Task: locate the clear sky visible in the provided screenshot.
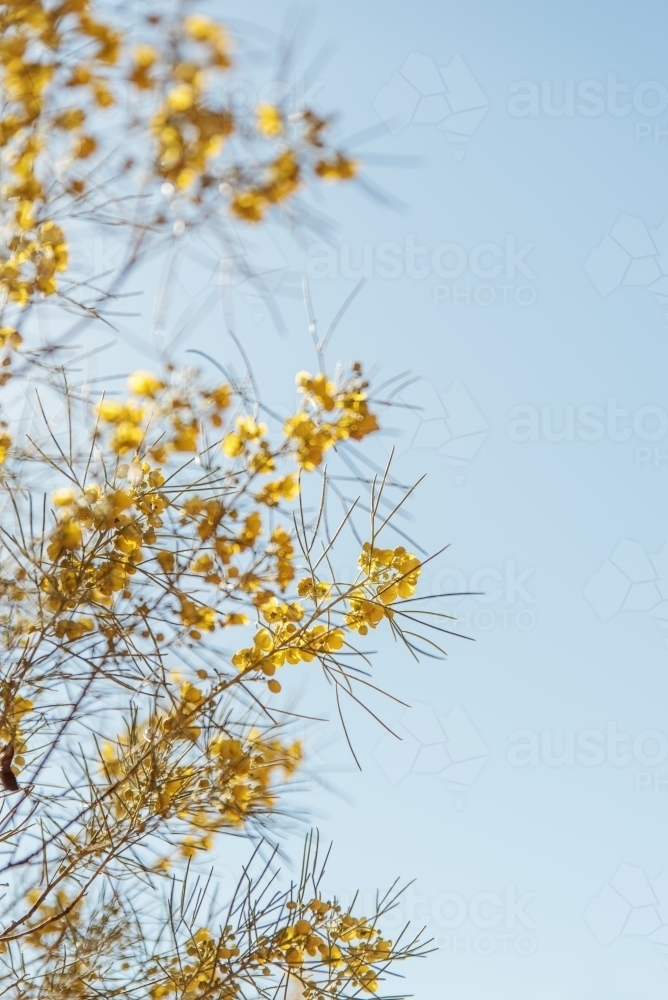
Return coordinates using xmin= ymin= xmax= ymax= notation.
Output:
xmin=83 ymin=1 xmax=668 ymax=995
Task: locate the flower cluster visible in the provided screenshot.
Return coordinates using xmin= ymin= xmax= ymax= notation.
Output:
xmin=284 ymin=368 xmax=379 ymax=470
xmin=0 ymin=219 xmax=68 ymax=304
xmin=148 ymin=895 xmax=395 ymax=1000
xmin=0 ymin=351 xmax=437 ymax=996
xmin=99 ymin=715 xmax=302 ymax=859
xmin=0 ymin=9 xmax=439 ymax=998
xmin=0 ymin=1 xmax=358 ymax=321
xmin=0 ymin=0 xmax=121 ymax=303
xmin=149 ymin=15 xmax=233 ymax=191
xmin=0 ymin=363 xmax=374 ymax=676
xmin=346 ymin=544 xmax=422 ymax=635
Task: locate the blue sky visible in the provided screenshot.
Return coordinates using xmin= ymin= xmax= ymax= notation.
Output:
xmin=85 ymin=1 xmax=668 ymax=995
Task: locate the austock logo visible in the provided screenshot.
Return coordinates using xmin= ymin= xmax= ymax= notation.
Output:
xmin=508 ymin=724 xmax=668 ymax=793
xmin=586 ymin=863 xmax=668 ymax=970
xmin=393 ymin=376 xmax=489 ymax=485
xmin=374 ymin=52 xmax=488 ymax=159
xmin=373 ymin=701 xmax=489 ymax=806
xmin=584 ymin=538 xmax=668 ymax=630
xmin=507 ymin=76 xmax=668 ymax=125
xmin=584 ymin=214 xmax=668 ymax=318
xmin=507 ymin=398 xmax=668 ymax=470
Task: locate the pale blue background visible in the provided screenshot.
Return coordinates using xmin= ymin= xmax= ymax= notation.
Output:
xmin=83 ymin=1 xmax=668 ymax=995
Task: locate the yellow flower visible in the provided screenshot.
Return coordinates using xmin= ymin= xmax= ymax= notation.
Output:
xmin=110 ymin=422 xmax=144 ymax=454
xmin=223 ymin=613 xmax=249 ymax=626
xmin=134 ymin=44 xmax=157 ymax=68
xmin=128 ymin=371 xmax=165 ymax=397
xmin=181 ymin=682 xmax=203 ymax=704
xmin=256 ymin=104 xmax=283 ymax=137
xmin=52 ymin=488 xmax=75 ymax=506
xmin=231 ymin=190 xmax=267 ymax=223
xmin=167 ymin=83 xmax=196 ymax=112
xmin=207 ymin=384 xmax=230 ymax=409
xmin=0 ymin=328 xmax=21 ymax=350
xmin=255 ymin=474 xmax=299 ymax=506
xmin=297 ymin=578 xmax=331 ymax=602
xmin=171 ymin=420 xmax=198 ymax=452
xmin=54 ymin=108 xmax=85 ymax=130
xmin=296 ymin=371 xmax=336 ymax=411
xmin=74 ymin=135 xmax=97 ymax=159
xmin=129 ymin=44 xmax=157 ymax=89
xmin=315 ymin=153 xmax=358 ymax=181
xmin=237 ymin=416 xmax=265 ymax=439
xmin=264 ymin=150 xmax=300 ymax=202
xmin=156 ymin=550 xmax=175 ymax=573
xmin=190 ymin=553 xmax=214 ymax=574
xmin=184 ymin=13 xmax=223 ymax=42
xmin=97 ymin=401 xmax=124 ymax=422
xmin=15 ymin=201 xmax=35 ymax=229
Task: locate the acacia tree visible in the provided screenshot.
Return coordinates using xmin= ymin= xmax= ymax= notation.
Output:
xmin=0 ymin=2 xmax=450 ymax=996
